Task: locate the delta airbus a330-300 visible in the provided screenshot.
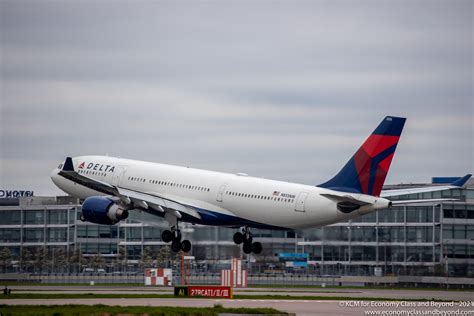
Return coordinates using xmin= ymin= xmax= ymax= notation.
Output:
xmin=51 ymin=116 xmax=471 ymax=254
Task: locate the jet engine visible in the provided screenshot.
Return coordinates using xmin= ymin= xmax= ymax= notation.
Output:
xmin=81 ymin=196 xmax=129 ymax=225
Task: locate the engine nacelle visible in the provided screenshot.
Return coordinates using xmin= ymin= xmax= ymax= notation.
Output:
xmin=81 ymin=196 xmax=129 ymax=225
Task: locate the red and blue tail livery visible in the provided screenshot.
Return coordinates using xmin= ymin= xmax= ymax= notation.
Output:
xmin=319 ymin=116 xmax=406 ymax=196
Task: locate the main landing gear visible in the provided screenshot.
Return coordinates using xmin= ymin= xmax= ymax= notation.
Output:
xmin=161 ymin=226 xmax=192 ymax=253
xmin=233 ymin=227 xmax=262 ymax=254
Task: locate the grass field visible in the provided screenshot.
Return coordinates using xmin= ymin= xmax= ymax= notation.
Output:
xmin=0 ymin=304 xmax=286 ymax=316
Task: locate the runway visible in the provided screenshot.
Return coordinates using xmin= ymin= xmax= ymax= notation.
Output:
xmin=2 ymin=297 xmax=473 ymax=316
xmin=6 ymin=285 xmax=474 ymax=301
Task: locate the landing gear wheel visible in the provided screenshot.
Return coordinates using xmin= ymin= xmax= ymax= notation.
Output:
xmin=243 ymin=241 xmax=252 ymax=254
xmin=252 ymin=242 xmax=262 ymax=254
xmin=162 ymin=230 xmax=173 ymax=243
xmin=233 ymin=232 xmax=244 ymax=245
xmin=171 ymin=240 xmax=182 ymax=252
xmin=181 ymin=240 xmax=191 ymax=252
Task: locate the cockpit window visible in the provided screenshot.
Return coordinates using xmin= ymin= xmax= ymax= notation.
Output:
xmin=58 ymin=164 xmax=63 ymax=169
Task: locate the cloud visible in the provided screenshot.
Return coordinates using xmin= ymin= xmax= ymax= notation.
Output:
xmin=0 ymin=0 xmax=472 ymax=195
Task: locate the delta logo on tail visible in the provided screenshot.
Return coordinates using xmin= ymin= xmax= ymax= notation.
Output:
xmin=319 ymin=116 xmax=405 ymax=197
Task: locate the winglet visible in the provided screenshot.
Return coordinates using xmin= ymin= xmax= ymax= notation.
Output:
xmin=62 ymin=157 xmax=75 ymax=172
xmin=451 ymin=174 xmax=472 ymax=187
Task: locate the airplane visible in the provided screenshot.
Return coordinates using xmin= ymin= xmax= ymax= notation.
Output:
xmin=51 ymin=116 xmax=471 ymax=254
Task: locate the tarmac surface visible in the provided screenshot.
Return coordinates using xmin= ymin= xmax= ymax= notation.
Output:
xmin=1 ymin=286 xmax=473 ymax=315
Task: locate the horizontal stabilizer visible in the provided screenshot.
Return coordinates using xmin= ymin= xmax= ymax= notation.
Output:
xmin=381 ymin=174 xmax=472 ymax=198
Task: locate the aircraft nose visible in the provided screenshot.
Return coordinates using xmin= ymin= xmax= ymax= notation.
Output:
xmin=50 ymin=167 xmax=61 ymax=186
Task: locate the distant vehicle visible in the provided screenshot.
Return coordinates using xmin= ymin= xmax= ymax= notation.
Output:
xmin=96 ymin=268 xmax=106 ymax=273
xmin=82 ymin=268 xmax=94 ymax=273
xmin=51 ymin=116 xmax=471 ymax=255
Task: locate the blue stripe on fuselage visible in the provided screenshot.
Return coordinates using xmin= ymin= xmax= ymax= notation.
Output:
xmin=152 ymin=206 xmax=288 ymax=230
xmin=183 ymin=208 xmax=289 ymax=230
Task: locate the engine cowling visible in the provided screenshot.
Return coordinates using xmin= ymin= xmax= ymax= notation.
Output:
xmin=81 ymin=196 xmax=129 ymax=225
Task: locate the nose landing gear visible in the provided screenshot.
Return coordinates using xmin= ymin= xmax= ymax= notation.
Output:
xmin=233 ymin=227 xmax=262 ymax=254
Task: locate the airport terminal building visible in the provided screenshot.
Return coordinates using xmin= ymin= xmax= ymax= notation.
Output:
xmin=0 ymin=178 xmax=473 ymax=278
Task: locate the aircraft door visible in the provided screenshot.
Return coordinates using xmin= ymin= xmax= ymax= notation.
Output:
xmin=112 ymin=166 xmax=126 ymax=186
xmin=295 ymin=192 xmax=308 ymax=212
xmin=216 ymin=184 xmax=227 ymax=202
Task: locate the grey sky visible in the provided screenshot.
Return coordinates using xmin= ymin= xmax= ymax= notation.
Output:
xmin=1 ymin=0 xmax=472 ymax=195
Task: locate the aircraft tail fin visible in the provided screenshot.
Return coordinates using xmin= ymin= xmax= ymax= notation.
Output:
xmin=318 ymin=116 xmax=406 ymax=197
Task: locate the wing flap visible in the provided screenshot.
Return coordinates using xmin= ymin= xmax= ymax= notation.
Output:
xmin=117 ymin=187 xmax=202 ymax=220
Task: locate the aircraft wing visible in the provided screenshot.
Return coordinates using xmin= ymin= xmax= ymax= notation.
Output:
xmin=380 ymin=174 xmax=471 ymax=199
xmin=116 ymin=187 xmax=202 ymax=220
xmin=59 ymin=157 xmax=202 ymax=220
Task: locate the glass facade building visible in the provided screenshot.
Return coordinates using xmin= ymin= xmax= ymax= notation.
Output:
xmin=0 ymin=180 xmax=472 ymax=277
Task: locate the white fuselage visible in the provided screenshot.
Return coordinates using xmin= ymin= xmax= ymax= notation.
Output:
xmin=51 ymin=156 xmax=389 ymax=230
